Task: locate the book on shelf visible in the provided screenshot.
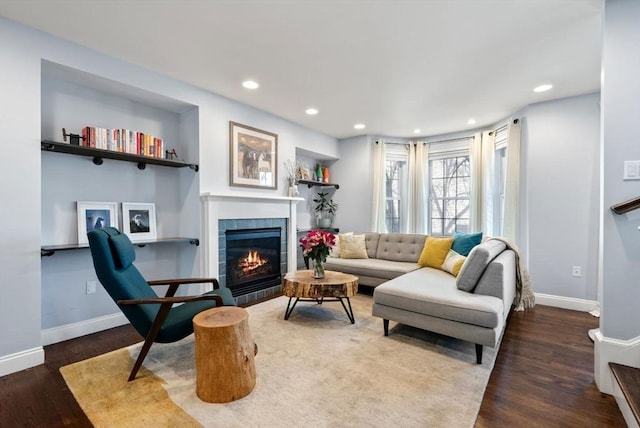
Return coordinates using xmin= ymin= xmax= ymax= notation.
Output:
xmin=80 ymin=126 xmax=165 ymax=158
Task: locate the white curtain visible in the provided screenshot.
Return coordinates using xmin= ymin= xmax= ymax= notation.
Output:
xmin=469 ymin=132 xmax=483 ymax=233
xmin=407 ymin=142 xmax=429 ymax=233
xmin=502 ymin=119 xmax=521 ymax=243
xmin=480 ymin=130 xmax=496 ymax=236
xmin=370 ymin=140 xmax=387 ymax=232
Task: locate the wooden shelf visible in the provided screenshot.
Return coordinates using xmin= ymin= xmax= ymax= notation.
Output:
xmin=41 ymin=237 xmax=199 ymax=257
xmin=41 ymin=140 xmax=199 ymax=171
xmin=297 ymin=179 xmax=339 ymax=189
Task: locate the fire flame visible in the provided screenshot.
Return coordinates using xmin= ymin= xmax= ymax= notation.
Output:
xmin=239 ymin=250 xmax=268 ymax=273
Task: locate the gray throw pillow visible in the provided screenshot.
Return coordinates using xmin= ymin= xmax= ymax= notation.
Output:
xmin=456 ymin=240 xmax=507 ymax=292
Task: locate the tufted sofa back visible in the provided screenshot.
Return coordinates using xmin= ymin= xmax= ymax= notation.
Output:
xmin=372 ymin=233 xmax=427 ymax=263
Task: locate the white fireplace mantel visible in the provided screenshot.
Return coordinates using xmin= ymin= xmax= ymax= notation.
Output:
xmin=200 ymin=192 xmax=304 ymax=281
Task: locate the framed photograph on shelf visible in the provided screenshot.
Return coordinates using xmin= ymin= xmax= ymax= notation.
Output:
xmin=77 ymin=201 xmax=119 ymax=245
xmin=122 ymin=202 xmax=157 ymax=242
xmin=229 ymin=121 xmax=278 ymax=189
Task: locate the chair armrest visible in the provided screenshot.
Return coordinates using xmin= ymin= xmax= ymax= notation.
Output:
xmin=118 ymin=294 xmax=223 ymax=306
xmin=147 ymin=277 xmax=220 ymax=289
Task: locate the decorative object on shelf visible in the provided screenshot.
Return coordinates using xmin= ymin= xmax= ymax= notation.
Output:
xmin=284 ymin=159 xmax=299 ymax=197
xmin=296 ymin=164 xmax=311 ymax=181
xmin=315 ymin=164 xmax=323 ymax=181
xmin=122 ymin=202 xmax=157 ymax=242
xmin=229 ymin=121 xmax=278 ymax=190
xmin=62 ymin=127 xmax=84 ymax=146
xmin=165 ymin=148 xmax=178 ymax=160
xmin=299 ymin=229 xmax=336 ymax=279
xmin=322 ymin=165 xmax=330 ymax=183
xmin=313 ymin=192 xmax=338 ymax=229
xmin=77 ymin=201 xmax=119 ymax=245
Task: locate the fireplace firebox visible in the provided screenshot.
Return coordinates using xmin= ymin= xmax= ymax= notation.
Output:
xmin=225 ymin=227 xmax=282 ymax=297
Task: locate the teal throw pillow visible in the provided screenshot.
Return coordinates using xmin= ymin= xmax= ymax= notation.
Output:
xmin=452 ymin=232 xmax=483 ymax=256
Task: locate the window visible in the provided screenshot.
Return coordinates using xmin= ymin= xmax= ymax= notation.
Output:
xmin=384 ymin=145 xmax=408 ymax=233
xmin=429 ymin=155 xmax=470 ymax=235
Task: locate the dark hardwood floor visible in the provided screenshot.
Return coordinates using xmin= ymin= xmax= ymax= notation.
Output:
xmin=0 ymin=301 xmax=625 ymax=427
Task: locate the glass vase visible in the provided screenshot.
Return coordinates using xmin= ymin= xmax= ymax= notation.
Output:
xmin=312 ymin=259 xmax=325 ymax=279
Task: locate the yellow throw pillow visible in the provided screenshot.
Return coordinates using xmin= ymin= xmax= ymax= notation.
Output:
xmin=441 ymin=250 xmax=466 ymax=277
xmin=329 ymin=232 xmax=353 ymax=258
xmin=340 ymin=234 xmax=368 ymax=259
xmin=418 ymin=236 xmax=454 ymax=268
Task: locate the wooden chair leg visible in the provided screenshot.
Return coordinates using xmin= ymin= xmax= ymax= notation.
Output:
xmin=128 ymin=303 xmax=172 ymax=381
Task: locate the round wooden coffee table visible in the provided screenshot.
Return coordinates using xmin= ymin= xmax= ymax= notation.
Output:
xmin=282 ymin=270 xmax=359 ymax=323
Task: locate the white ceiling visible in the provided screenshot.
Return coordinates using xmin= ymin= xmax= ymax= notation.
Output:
xmin=0 ymin=0 xmax=603 ymax=139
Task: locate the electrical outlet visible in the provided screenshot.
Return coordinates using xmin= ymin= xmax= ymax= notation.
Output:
xmin=86 ymin=281 xmax=97 ymax=294
xmin=571 ymin=266 xmax=582 ymax=277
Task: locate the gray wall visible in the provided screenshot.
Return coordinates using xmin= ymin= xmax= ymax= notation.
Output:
xmin=334 ymin=94 xmax=602 ymax=305
xmin=0 ymin=16 xmax=338 ymax=375
xmin=522 ymin=93 xmax=601 ymax=301
xmin=601 ymin=0 xmax=640 ymax=340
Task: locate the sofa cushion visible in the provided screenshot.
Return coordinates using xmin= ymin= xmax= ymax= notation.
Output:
xmin=452 ymin=232 xmax=483 ymax=256
xmin=364 ymin=233 xmax=381 ymax=259
xmin=441 ymin=250 xmax=466 ymax=277
xmin=340 ymin=234 xmax=369 ymax=259
xmin=456 ymin=239 xmax=507 ymax=292
xmin=325 ymin=257 xmax=421 ymax=280
xmin=373 ymin=268 xmax=502 ymax=328
xmin=375 ymin=233 xmax=427 ymax=263
xmin=418 ymin=236 xmax=453 ymax=268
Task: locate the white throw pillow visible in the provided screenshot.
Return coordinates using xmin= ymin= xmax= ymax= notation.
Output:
xmin=441 ymin=250 xmax=466 ymax=277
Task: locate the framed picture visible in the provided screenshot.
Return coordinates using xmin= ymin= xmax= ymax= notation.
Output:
xmin=229 ymin=121 xmax=278 ymax=189
xmin=122 ymin=202 xmax=157 ymax=242
xmin=77 ymin=201 xmax=119 ymax=245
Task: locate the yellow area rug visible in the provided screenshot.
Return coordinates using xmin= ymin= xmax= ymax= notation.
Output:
xmin=61 ymin=294 xmax=498 ymax=427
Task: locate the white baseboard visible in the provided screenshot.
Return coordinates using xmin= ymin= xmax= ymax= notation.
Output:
xmin=534 ymin=292 xmax=598 ymax=313
xmin=41 ymin=312 xmax=129 ymax=346
xmin=0 ymin=346 xmax=44 ymax=378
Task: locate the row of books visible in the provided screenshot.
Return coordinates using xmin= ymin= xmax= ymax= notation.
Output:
xmin=81 ymin=127 xmax=165 ymax=158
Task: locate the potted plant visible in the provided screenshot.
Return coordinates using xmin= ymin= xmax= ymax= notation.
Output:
xmin=313 ymin=192 xmax=338 ymax=228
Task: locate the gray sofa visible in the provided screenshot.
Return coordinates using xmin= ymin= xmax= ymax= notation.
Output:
xmin=324 ymin=233 xmax=516 ymax=363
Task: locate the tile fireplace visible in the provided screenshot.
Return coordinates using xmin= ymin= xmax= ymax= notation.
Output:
xmin=201 ymin=193 xmax=302 ymax=305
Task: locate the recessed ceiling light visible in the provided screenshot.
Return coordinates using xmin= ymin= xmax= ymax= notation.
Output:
xmin=533 ymin=84 xmax=553 ymax=93
xmin=414 ymin=129 xmax=421 ymax=134
xmin=305 ymin=108 xmax=319 ymax=115
xmin=468 ymin=118 xmax=477 ymax=125
xmin=354 ymin=123 xmax=366 ymax=130
xmin=242 ymin=80 xmax=259 ymax=89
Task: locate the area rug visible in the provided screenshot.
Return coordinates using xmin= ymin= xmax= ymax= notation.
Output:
xmin=60 ymin=294 xmax=499 ymax=427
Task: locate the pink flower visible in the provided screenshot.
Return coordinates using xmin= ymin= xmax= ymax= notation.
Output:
xmin=299 ymin=230 xmax=336 ymax=263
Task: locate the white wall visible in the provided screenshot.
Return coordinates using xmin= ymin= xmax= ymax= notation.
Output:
xmin=522 ymin=93 xmax=601 ymax=302
xmin=0 ymin=16 xmax=338 ymax=376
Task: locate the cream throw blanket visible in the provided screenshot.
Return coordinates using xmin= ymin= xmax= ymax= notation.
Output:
xmin=488 ymin=237 xmax=535 ymax=311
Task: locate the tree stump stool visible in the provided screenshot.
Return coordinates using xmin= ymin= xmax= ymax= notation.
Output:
xmin=192 ymin=306 xmax=257 ymax=403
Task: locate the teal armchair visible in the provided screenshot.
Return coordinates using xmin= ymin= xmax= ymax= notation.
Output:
xmin=87 ymin=227 xmax=235 ymax=381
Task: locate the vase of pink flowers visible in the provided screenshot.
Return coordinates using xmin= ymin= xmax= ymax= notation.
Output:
xmin=299 ymin=229 xmax=336 ymax=279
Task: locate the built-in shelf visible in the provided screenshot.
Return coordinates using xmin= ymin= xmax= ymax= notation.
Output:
xmin=297 ymin=179 xmax=339 ymax=189
xmin=41 ymin=140 xmax=199 ymax=171
xmin=41 ymin=237 xmax=199 ymax=257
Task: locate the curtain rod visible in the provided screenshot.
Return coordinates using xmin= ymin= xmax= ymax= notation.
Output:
xmin=427 ymin=136 xmax=474 ymax=145
xmin=376 ymin=136 xmax=472 ymax=145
